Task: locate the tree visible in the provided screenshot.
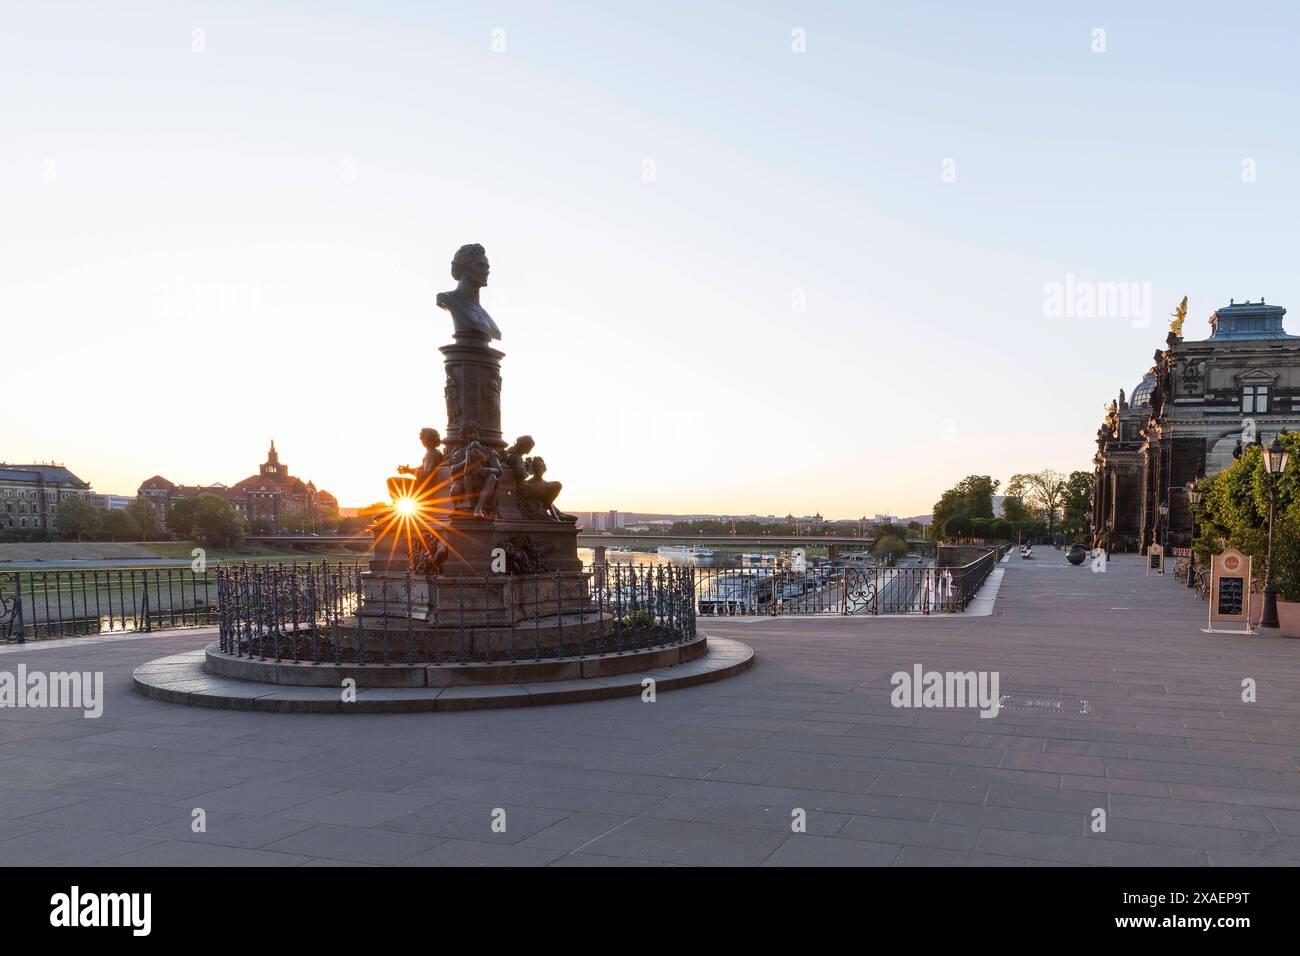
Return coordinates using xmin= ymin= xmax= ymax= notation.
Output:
xmin=1013 ymin=518 xmax=1047 ymax=541
xmin=1001 ymin=494 xmax=1031 ymax=524
xmin=872 ymin=535 xmax=908 ymax=565
xmin=991 ymin=518 xmax=1013 ymax=540
xmin=54 ymin=497 xmax=103 ymax=541
xmin=192 ymin=496 xmax=247 ymax=548
xmin=126 ymin=497 xmax=159 ymax=540
xmin=335 ymin=514 xmax=372 ymax=535
xmin=167 ymin=494 xmax=246 ymax=548
xmin=101 ymin=510 xmax=142 ymax=542
xmin=1008 ymin=470 xmax=1069 ymax=537
xmin=932 ymin=475 xmax=999 ymax=533
xmin=961 ymin=476 xmax=999 ymax=519
xmin=1060 ymin=470 xmax=1093 ymax=539
xmin=971 ymin=518 xmax=992 ymax=540
xmin=166 ymin=497 xmax=199 ymax=539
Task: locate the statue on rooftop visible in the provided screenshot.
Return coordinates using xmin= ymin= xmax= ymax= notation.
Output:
xmin=1170 ymin=295 xmax=1188 ymax=338
xmin=437 ymin=244 xmax=502 ymax=340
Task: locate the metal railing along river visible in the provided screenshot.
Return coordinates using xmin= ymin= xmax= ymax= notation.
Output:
xmin=690 ymin=549 xmax=999 ymax=616
xmin=0 ymin=562 xmax=366 ymax=642
xmin=1 ymin=549 xmax=1001 ymax=644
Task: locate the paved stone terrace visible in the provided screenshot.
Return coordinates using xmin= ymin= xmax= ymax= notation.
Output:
xmin=0 ymin=551 xmax=1297 ymax=866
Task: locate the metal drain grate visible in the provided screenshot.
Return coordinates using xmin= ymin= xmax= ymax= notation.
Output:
xmin=998 ymin=693 xmax=1090 ymax=715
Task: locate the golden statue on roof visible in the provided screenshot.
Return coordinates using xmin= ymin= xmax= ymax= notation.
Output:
xmin=1170 ymin=295 xmax=1188 ymax=338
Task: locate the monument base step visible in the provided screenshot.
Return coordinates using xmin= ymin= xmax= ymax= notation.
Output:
xmin=130 ymin=637 xmax=754 ymax=712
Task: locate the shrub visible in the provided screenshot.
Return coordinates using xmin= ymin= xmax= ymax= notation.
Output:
xmin=1194 ymin=433 xmax=1300 ymax=599
xmin=943 ymin=514 xmax=972 ymax=538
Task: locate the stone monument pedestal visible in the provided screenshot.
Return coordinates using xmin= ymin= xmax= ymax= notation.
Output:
xmin=359 ymin=500 xmax=595 ymax=654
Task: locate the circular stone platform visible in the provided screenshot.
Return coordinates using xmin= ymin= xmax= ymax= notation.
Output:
xmin=131 ymin=636 xmax=753 ymax=713
xmin=205 ymin=634 xmax=711 ymax=688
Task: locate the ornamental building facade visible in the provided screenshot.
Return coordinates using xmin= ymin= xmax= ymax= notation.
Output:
xmin=0 ymin=464 xmax=91 ymax=532
xmin=1092 ymin=299 xmax=1300 ymax=553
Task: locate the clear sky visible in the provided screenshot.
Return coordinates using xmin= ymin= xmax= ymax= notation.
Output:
xmin=4 ymin=1 xmax=1299 ymax=516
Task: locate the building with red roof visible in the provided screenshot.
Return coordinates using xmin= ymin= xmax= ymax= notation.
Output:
xmin=139 ymin=442 xmax=338 ymax=531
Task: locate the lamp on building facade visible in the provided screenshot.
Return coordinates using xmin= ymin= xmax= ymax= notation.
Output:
xmin=1259 ymin=435 xmax=1290 ymax=629
xmin=1186 ymin=480 xmax=1201 ymax=589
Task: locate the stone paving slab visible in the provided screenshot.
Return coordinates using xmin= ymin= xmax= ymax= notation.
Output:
xmin=0 ymin=552 xmax=1296 ymax=865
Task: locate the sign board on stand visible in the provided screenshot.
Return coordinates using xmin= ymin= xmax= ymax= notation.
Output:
xmin=1205 ymin=548 xmax=1253 ymax=635
xmin=1146 ymin=544 xmax=1164 ymax=576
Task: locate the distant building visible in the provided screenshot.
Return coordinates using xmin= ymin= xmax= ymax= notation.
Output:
xmin=0 ymin=463 xmax=91 ymax=532
xmin=87 ymin=494 xmax=133 ymax=511
xmin=139 ymin=441 xmax=338 ymax=530
xmin=608 ymin=509 xmax=622 ymax=529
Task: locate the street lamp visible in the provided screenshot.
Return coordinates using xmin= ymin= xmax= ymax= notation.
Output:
xmin=1185 ymin=480 xmax=1201 ymax=589
xmin=1158 ymin=501 xmax=1169 ymax=567
xmin=1259 ymin=435 xmax=1290 ymax=628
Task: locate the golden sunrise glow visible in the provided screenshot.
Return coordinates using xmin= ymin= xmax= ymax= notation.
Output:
xmin=368 ymin=475 xmax=480 ymax=571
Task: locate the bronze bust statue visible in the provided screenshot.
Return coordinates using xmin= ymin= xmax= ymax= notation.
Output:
xmin=437 ymin=243 xmax=502 ymax=340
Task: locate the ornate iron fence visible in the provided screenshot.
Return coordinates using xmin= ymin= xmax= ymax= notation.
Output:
xmin=0 ymin=562 xmax=367 ymax=642
xmin=216 ymin=561 xmax=698 ymax=665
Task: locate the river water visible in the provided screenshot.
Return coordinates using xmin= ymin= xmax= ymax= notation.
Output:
xmin=577 ymin=548 xmax=785 ymax=569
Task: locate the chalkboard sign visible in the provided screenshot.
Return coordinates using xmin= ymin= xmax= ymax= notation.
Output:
xmin=1217 ymin=577 xmax=1245 ymax=616
xmin=1150 ymin=553 xmax=1161 ymax=569
xmin=1209 ymin=549 xmax=1252 ymax=632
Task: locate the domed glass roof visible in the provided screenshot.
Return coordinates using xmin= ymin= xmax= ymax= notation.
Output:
xmin=1131 ymin=373 xmax=1156 ymax=407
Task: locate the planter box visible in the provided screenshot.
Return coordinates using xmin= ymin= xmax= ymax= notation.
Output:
xmin=1247 ymin=594 xmax=1300 ymax=637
